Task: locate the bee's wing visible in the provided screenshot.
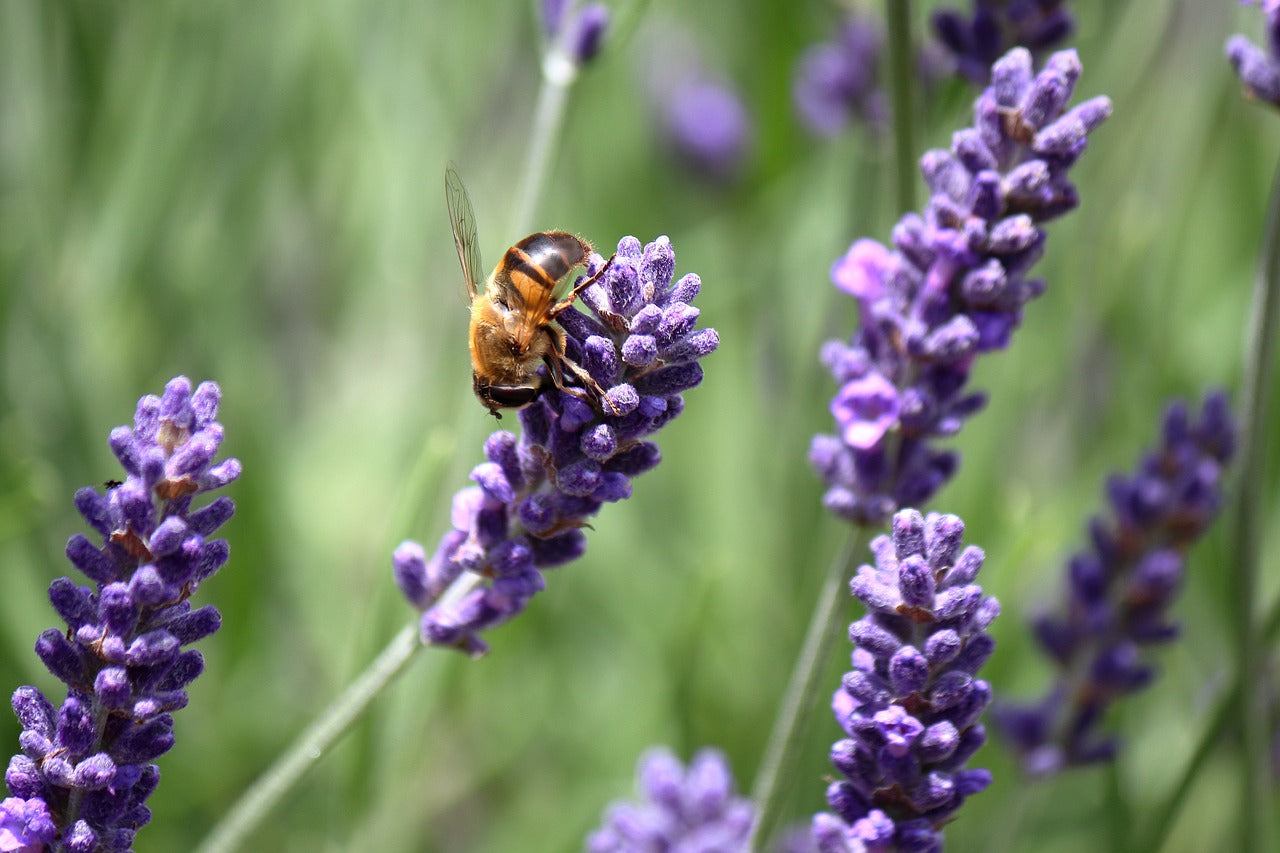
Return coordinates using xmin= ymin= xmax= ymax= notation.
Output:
xmin=445 ymin=163 xmax=486 ymax=299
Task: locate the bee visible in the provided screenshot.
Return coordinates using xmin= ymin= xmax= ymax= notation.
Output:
xmin=445 ymin=164 xmax=617 ymax=419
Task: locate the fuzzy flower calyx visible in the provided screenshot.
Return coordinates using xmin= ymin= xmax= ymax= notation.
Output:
xmin=811 ymin=48 xmax=1111 ymax=527
xmin=4 ymin=377 xmax=240 ymax=851
xmin=395 ymin=236 xmax=717 ymax=656
xmin=813 ymin=509 xmax=997 ymax=852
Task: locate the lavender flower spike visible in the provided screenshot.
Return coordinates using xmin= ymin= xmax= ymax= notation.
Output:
xmin=394 ymin=236 xmax=717 ymax=656
xmin=4 ymin=377 xmax=240 ymax=852
xmin=932 ymin=1 xmax=1074 ymax=84
xmin=793 ymin=15 xmax=888 ymax=137
xmin=1227 ymin=1 xmax=1280 ymax=107
xmin=813 ymin=509 xmax=998 ymax=853
xmin=994 ymin=392 xmax=1235 ymax=774
xmin=587 ymin=748 xmax=755 ymax=852
xmin=811 ymin=47 xmax=1111 ymax=527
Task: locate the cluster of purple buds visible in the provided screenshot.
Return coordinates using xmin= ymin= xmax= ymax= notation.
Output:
xmin=813 ymin=510 xmax=998 ymax=853
xmin=932 ymin=1 xmax=1074 ymax=84
xmin=793 ymin=15 xmax=889 ymax=137
xmin=395 ymin=236 xmax=718 ymax=656
xmin=994 ymin=393 xmax=1235 ymax=774
xmin=540 ymin=0 xmax=610 ymax=67
xmin=810 ymin=47 xmax=1111 ymax=527
xmin=3 ymin=377 xmax=240 ymax=852
xmin=1227 ymin=0 xmax=1280 ymax=107
xmin=586 ymin=748 xmax=754 ymax=851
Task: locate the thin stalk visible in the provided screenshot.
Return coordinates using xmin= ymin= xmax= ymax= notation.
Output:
xmin=193 ymin=624 xmax=424 ymax=853
xmin=1229 ymin=151 xmax=1280 ymax=853
xmin=511 ymin=50 xmax=578 ymax=237
xmin=884 ymin=0 xmax=916 ymax=215
xmin=749 ymin=533 xmax=865 ymax=852
xmin=1135 ymin=153 xmax=1280 ymax=853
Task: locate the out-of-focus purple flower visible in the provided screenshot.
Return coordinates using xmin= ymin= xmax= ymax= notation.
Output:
xmin=540 ymin=1 xmax=610 ymax=67
xmin=640 ymin=27 xmax=752 ymax=183
xmin=4 ymin=377 xmax=240 ymax=851
xmin=794 ymin=15 xmax=889 ymax=137
xmin=586 ymin=748 xmax=755 ymax=852
xmin=811 ymin=48 xmax=1111 ymax=527
xmin=993 ymin=393 xmax=1235 ymax=774
xmin=932 ymin=1 xmax=1074 ymax=84
xmin=813 ymin=510 xmax=998 ymax=852
xmin=1227 ymin=1 xmax=1280 ymax=107
xmin=395 ymin=236 xmax=717 ymax=656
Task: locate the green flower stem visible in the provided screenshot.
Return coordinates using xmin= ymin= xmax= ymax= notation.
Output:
xmin=1137 ymin=151 xmax=1280 ymax=853
xmin=511 ymin=49 xmax=579 ymax=237
xmin=1229 ymin=148 xmax=1280 ymax=853
xmin=885 ymin=0 xmax=916 ymax=214
xmin=192 ymin=623 xmax=424 ymax=853
xmin=748 ymin=533 xmax=866 ymax=852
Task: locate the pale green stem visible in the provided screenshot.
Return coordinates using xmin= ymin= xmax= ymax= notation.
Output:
xmin=748 ymin=534 xmax=865 ymax=852
xmin=1229 ymin=150 xmax=1280 ymax=853
xmin=1136 ymin=152 xmax=1280 ymax=853
xmin=884 ymin=0 xmax=915 ymax=215
xmin=511 ymin=49 xmax=578 ymax=237
xmin=193 ymin=623 xmax=424 ymax=853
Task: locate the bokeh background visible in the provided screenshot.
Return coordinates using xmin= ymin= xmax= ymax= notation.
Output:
xmin=1 ymin=0 xmax=1277 ymax=850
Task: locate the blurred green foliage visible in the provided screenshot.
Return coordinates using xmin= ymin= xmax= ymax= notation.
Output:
xmin=0 ymin=0 xmax=1277 ymax=851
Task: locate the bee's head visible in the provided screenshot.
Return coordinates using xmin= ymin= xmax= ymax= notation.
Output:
xmin=473 ymin=373 xmax=541 ymax=419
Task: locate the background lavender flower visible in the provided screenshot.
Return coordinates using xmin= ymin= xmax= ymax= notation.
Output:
xmin=640 ymin=26 xmax=753 ymax=183
xmin=541 ymin=0 xmax=610 ymax=66
xmin=394 ymin=236 xmax=717 ymax=657
xmin=1227 ymin=0 xmax=1280 ymax=107
xmin=814 ymin=510 xmax=997 ymax=852
xmin=993 ymin=392 xmax=1235 ymax=774
xmin=586 ymin=748 xmax=754 ymax=852
xmin=793 ymin=15 xmax=889 ymax=137
xmin=932 ymin=1 xmax=1074 ymax=84
xmin=3 ymin=377 xmax=240 ymax=851
xmin=810 ymin=47 xmax=1111 ymax=527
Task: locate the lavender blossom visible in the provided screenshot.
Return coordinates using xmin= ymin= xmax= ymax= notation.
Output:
xmin=540 ymin=0 xmax=610 ymax=66
xmin=993 ymin=393 xmax=1235 ymax=773
xmin=586 ymin=748 xmax=755 ymax=852
xmin=1227 ymin=1 xmax=1280 ymax=107
xmin=931 ymin=1 xmax=1074 ymax=84
xmin=793 ymin=16 xmax=888 ymax=137
xmin=3 ymin=377 xmax=240 ymax=851
xmin=814 ymin=510 xmax=997 ymax=852
xmin=810 ymin=47 xmax=1111 ymax=527
xmin=394 ymin=236 xmax=717 ymax=656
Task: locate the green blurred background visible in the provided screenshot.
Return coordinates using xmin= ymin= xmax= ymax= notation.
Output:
xmin=1 ymin=0 xmax=1277 ymax=850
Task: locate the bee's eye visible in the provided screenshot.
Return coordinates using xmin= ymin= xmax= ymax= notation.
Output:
xmin=485 ymin=385 xmax=540 ymax=408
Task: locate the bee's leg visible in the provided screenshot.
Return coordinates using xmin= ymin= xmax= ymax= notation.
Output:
xmin=543 ymin=326 xmax=623 ymax=416
xmin=548 ymin=253 xmax=617 ymax=319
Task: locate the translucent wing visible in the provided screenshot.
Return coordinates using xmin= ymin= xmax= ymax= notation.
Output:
xmin=444 ymin=163 xmax=486 ymax=298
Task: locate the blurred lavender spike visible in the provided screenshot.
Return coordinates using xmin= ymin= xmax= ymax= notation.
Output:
xmin=1227 ymin=0 xmax=1280 ymax=106
xmin=932 ymin=1 xmax=1074 ymax=84
xmin=993 ymin=392 xmax=1236 ymax=773
xmin=811 ymin=47 xmax=1111 ymax=528
xmin=587 ymin=748 xmax=755 ymax=852
xmin=793 ymin=15 xmax=889 ymax=137
xmin=813 ymin=509 xmax=998 ymax=851
xmin=394 ymin=236 xmax=718 ymax=656
xmin=4 ymin=377 xmax=240 ymax=851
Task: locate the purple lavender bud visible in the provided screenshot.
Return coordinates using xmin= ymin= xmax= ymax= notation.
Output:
xmin=814 ymin=509 xmax=997 ymax=848
xmin=565 ymin=3 xmax=609 ymax=65
xmin=400 ymin=237 xmax=715 ymax=655
xmin=813 ymin=48 xmax=1110 ymax=527
xmin=5 ymin=377 xmax=239 ymax=848
xmin=663 ymin=79 xmax=752 ymax=184
xmin=994 ymin=392 xmax=1236 ymax=772
xmin=587 ymin=748 xmax=755 ymax=851
xmin=1228 ymin=3 xmax=1280 ymax=108
xmin=931 ymin=1 xmax=1075 ymax=85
